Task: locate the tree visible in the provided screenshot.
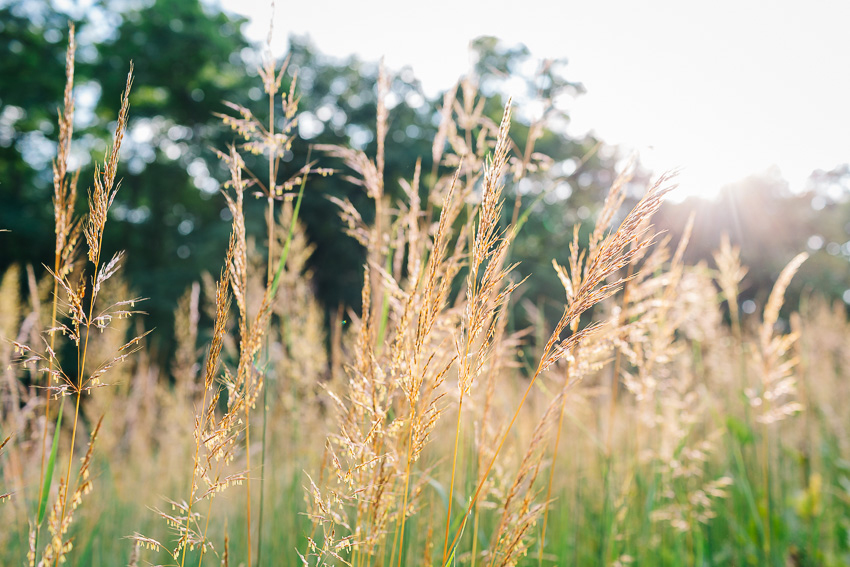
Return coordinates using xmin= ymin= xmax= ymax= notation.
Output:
xmin=0 ymin=0 xmax=627 ymax=361
xmin=655 ymin=165 xmax=850 ymax=317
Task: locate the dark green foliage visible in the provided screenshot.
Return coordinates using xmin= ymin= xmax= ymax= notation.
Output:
xmin=656 ymin=166 xmax=850 ymax=317
xmin=2 ymin=0 xmax=845 ymax=365
xmin=0 ymin=0 xmax=618 ymax=363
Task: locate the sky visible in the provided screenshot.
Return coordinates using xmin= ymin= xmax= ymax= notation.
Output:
xmin=218 ymin=0 xmax=850 ymax=200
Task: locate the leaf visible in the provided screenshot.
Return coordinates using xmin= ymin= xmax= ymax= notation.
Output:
xmin=270 ymin=151 xmax=311 ymax=299
xmin=428 ymin=477 xmax=448 ymax=512
xmin=442 ymin=498 xmax=471 ymax=567
xmin=38 ymin=400 xmax=63 ymax=526
xmin=726 ymin=415 xmax=754 ymax=445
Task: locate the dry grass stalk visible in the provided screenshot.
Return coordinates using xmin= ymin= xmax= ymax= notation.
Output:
xmin=57 ymin=60 xmax=137 ymax=544
xmin=39 ymin=416 xmax=103 ymax=566
xmin=442 ymin=160 xmax=673 ymax=567
xmin=537 ymin=172 xmax=685 ymax=560
xmin=305 ymin=88 xmax=493 ymax=566
xmin=748 ymin=252 xmax=808 ymax=425
xmin=222 ymin=146 xmax=271 ymax=567
xmin=219 ymin=147 xmax=272 ymax=416
xmin=446 ymin=76 xmax=500 ymax=181
xmin=52 ymin=25 xmax=82 ymax=282
xmin=469 ymin=290 xmax=527 ymax=567
xmin=133 ymin=240 xmax=236 ymax=564
xmin=1 ymin=265 xmax=24 ymax=436
xmin=432 ymin=86 xmax=456 ymax=174
xmin=84 ymin=67 xmax=132 ymax=269
xmin=310 ymin=77 xmax=676 ymax=565
xmin=148 ymin=77 xmax=323 ymax=557
xmin=713 ymin=234 xmax=748 ymax=340
xmin=636 ymin=270 xmax=731 ymax=531
xmin=9 ymin=34 xmax=140 ymax=566
xmin=217 ymin=40 xmax=333 ymax=560
xmin=536 ymin=166 xmax=636 ymax=558
xmin=487 ymin=392 xmax=562 ymax=567
xmin=35 ymin=25 xmax=81 ymax=543
xmin=740 ymin=251 xmax=808 ymax=558
xmin=444 ymin=101 xmax=519 ymax=564
xmin=588 ymin=230 xmax=738 ymax=550
xmin=173 ymin=282 xmax=202 ymax=399
xmin=0 ymin=434 xmax=12 ymax=504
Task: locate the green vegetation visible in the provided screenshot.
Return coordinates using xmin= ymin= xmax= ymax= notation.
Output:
xmin=1 ymin=1 xmax=849 ymax=566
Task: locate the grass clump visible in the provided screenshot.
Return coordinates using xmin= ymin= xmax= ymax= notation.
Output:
xmin=1 ymin=20 xmax=848 ymax=567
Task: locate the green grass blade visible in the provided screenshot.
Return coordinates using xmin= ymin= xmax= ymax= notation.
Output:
xmin=269 ymin=151 xmax=312 ymax=301
xmin=38 ymin=398 xmax=63 ymax=526
xmin=257 ymin=150 xmax=313 ymax=566
xmin=442 ymin=499 xmax=470 ymax=567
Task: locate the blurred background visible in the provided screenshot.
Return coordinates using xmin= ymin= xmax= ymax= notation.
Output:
xmin=1 ymin=0 xmax=848 ymax=362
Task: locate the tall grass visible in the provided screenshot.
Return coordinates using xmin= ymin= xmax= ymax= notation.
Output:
xmin=1 ymin=23 xmax=848 ymax=567
xmin=2 ymin=24 xmax=145 ymax=566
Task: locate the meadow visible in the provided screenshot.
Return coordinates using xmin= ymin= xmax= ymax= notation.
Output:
xmin=2 ymin=24 xmax=849 ymax=567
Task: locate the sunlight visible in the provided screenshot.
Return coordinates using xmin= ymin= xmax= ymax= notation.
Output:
xmin=4 ymin=2 xmax=850 ymax=564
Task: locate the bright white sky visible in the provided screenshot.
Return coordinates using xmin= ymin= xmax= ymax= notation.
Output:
xmin=219 ymin=0 xmax=850 ymax=200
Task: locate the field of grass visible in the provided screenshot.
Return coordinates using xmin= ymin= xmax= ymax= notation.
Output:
xmin=2 ymin=25 xmax=850 ymax=567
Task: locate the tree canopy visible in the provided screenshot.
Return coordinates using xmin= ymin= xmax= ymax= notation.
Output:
xmin=1 ymin=0 xmax=846 ymax=361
